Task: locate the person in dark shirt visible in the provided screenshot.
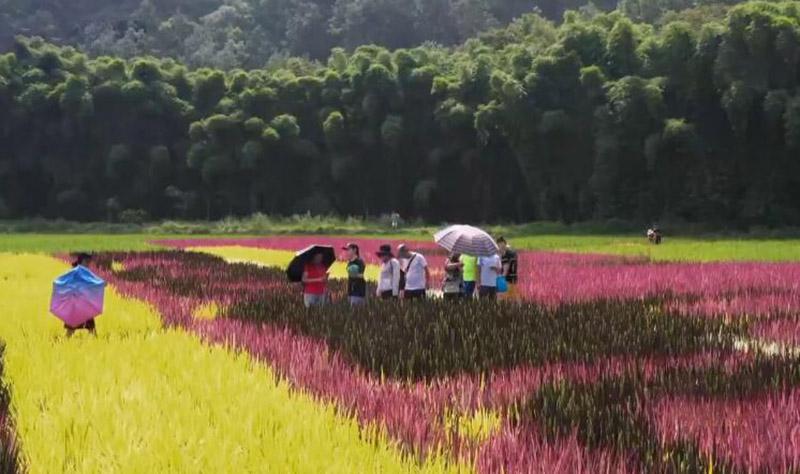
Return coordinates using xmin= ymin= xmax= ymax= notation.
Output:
xmin=343 ymin=243 xmax=366 ymax=305
xmin=497 ymin=237 xmax=519 ymax=299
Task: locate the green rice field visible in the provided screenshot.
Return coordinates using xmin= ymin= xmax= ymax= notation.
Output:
xmin=0 ymin=232 xmax=797 ymax=261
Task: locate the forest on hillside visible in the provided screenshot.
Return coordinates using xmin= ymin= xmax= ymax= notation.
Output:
xmin=0 ymin=0 xmax=735 ymax=69
xmin=1 ymin=1 xmax=800 ymax=225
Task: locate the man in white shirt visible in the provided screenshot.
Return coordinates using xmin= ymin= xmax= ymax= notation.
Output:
xmin=397 ymin=244 xmax=430 ymax=300
xmin=376 ymin=244 xmax=401 ymax=299
xmin=477 ymin=252 xmax=502 ymax=300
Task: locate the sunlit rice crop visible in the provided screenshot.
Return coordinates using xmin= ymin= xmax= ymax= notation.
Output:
xmin=191 ymin=301 xmax=219 ymax=320
xmin=442 ymin=409 xmax=502 ymax=443
xmin=0 ymin=254 xmax=459 ymax=473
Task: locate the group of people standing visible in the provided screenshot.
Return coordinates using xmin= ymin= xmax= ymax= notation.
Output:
xmin=441 ymin=237 xmax=518 ymax=300
xmin=375 ymin=243 xmax=431 ymax=300
xmin=301 ymin=238 xmax=518 ymax=307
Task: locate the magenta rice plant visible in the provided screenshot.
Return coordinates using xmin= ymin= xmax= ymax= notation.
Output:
xmin=0 ymin=346 xmax=21 ymax=474
xmin=476 ymin=422 xmax=634 ymax=474
xmin=0 ymin=409 xmax=20 ymax=474
xmin=750 ymin=318 xmax=800 ymax=346
xmin=517 ymin=254 xmax=800 ymax=312
xmin=652 ymin=388 xmax=800 ymax=472
xmin=158 ymin=238 xmax=800 ymax=321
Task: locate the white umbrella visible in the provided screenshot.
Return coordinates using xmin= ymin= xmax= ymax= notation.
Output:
xmin=434 ymin=225 xmax=499 ymax=257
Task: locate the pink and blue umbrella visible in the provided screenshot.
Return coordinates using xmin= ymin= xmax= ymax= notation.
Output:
xmin=50 ymin=266 xmax=106 ymax=327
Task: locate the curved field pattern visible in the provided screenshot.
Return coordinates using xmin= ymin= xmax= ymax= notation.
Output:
xmin=80 ymin=242 xmax=796 ymax=473
xmin=0 ymin=233 xmax=797 ymax=473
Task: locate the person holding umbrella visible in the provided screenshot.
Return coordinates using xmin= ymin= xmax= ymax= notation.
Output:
xmin=376 ymin=245 xmax=401 ymax=299
xmin=433 ymin=225 xmax=500 ymax=300
xmin=302 ymin=253 xmax=328 ymax=308
xmin=51 ymin=252 xmax=106 ymax=337
xmin=286 ymin=245 xmax=335 ymax=308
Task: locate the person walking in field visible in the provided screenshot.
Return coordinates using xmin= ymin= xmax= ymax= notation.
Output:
xmin=64 ymin=253 xmax=99 ymax=336
xmin=460 ymin=253 xmax=477 ymax=298
xmin=442 ymin=252 xmax=464 ymax=300
xmin=477 ymin=251 xmax=502 ymax=300
xmin=497 ymin=237 xmax=519 ymax=299
xmin=397 ymin=244 xmax=430 ymax=300
xmin=301 ymin=253 xmax=328 ymax=308
xmin=376 ymin=244 xmax=401 ymax=299
xmin=343 ymin=243 xmax=366 ymax=306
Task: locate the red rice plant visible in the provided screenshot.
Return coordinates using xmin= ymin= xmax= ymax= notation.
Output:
xmin=158 ymin=238 xmax=800 ymax=322
xmin=653 ymin=387 xmax=800 ymax=472
xmin=0 ymin=345 xmax=21 ymax=474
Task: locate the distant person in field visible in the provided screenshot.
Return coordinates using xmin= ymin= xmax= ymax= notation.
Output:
xmin=459 ymin=253 xmax=478 ymax=298
xmin=497 ymin=237 xmax=519 ymax=299
xmin=65 ymin=253 xmax=97 ymax=337
xmin=376 ymin=244 xmax=401 ymax=299
xmin=647 ymin=225 xmax=663 ymax=245
xmin=390 ymin=211 xmax=400 ymax=229
xmin=301 ymin=252 xmax=328 ymax=308
xmin=442 ymin=252 xmax=464 ymax=300
xmin=397 ymin=244 xmax=430 ymax=300
xmin=343 ymin=243 xmax=366 ymax=306
xmin=477 ymin=251 xmax=502 ymax=300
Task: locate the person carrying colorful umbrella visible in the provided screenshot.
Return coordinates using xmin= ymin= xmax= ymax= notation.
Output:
xmin=50 ymin=253 xmax=106 ymax=337
xmin=433 ymin=225 xmax=503 ymax=300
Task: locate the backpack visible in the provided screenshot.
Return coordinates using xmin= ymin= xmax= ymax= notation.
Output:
xmin=399 ymin=254 xmax=416 ymax=290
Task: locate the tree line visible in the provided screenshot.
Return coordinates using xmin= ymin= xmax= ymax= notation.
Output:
xmin=1 ymin=2 xmax=800 ymax=225
xmin=0 ymin=0 xmax=619 ymax=69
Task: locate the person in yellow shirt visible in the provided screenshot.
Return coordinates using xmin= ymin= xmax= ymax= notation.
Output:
xmin=459 ymin=254 xmax=477 ymax=298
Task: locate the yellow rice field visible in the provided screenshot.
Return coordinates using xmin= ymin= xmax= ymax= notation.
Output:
xmin=0 ymin=254 xmax=457 ymax=473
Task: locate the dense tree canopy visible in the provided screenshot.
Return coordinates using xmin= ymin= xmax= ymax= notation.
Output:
xmin=1 ymin=2 xmax=800 ymax=225
xmin=0 ymin=0 xmax=623 ymax=68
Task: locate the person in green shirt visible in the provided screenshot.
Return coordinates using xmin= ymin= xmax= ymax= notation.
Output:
xmin=459 ymin=254 xmax=477 ymax=298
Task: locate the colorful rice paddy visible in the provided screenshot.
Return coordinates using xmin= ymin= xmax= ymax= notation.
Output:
xmin=1 ymin=234 xmax=799 ymax=472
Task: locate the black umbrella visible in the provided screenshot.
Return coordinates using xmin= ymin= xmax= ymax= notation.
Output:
xmin=286 ymin=245 xmax=336 ymax=282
